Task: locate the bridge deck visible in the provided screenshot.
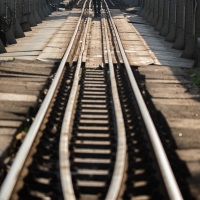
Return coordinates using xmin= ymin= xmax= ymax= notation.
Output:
xmin=0 ymin=7 xmax=199 ymax=199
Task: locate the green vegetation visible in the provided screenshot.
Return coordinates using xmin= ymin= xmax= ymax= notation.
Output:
xmin=189 ymin=68 xmax=200 ymax=87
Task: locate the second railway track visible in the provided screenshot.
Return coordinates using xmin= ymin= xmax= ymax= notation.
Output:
xmin=0 ymin=0 xmax=184 ymax=199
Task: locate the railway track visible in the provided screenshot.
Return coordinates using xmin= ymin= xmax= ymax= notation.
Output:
xmin=0 ymin=0 xmax=183 ymax=199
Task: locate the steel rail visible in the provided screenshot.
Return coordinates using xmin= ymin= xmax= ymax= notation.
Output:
xmin=0 ymin=2 xmax=87 ymax=200
xmin=107 ymin=0 xmax=115 ymax=7
xmin=59 ymin=1 xmax=92 ymax=199
xmin=104 ymin=1 xmax=183 ymax=200
xmin=102 ymin=12 xmax=127 ymax=200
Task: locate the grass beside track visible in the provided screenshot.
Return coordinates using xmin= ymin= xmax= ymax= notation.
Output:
xmin=189 ymin=67 xmax=200 ymax=88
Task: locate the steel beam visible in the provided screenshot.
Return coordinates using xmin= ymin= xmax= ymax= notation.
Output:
xmin=181 ymin=0 xmax=195 ymax=58
xmin=137 ymin=0 xmax=145 ymax=15
xmin=147 ymin=0 xmax=154 ymax=23
xmin=28 ymin=0 xmax=37 ymax=26
xmin=1 ymin=0 xmax=16 ymax=44
xmin=143 ymin=0 xmax=150 ymax=19
xmin=152 ymin=0 xmax=159 ymax=25
xmin=195 ymin=0 xmax=200 ymax=66
xmin=0 ymin=39 xmax=7 ymax=53
xmin=30 ymin=0 xmax=42 ymax=23
xmin=160 ymin=0 xmax=170 ymax=36
xmin=155 ymin=0 xmax=164 ymax=31
xmin=37 ymin=0 xmax=46 ymax=20
xmin=166 ymin=0 xmax=176 ymax=42
xmin=173 ymin=0 xmax=185 ymax=49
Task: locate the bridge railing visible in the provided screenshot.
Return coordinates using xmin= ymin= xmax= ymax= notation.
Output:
xmin=0 ymin=0 xmax=58 ymax=53
xmin=140 ymin=0 xmax=200 ymax=67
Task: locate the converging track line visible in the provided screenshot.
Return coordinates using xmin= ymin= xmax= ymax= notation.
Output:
xmin=0 ymin=1 xmax=183 ymax=199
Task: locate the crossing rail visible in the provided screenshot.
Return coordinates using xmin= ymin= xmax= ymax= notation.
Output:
xmin=0 ymin=0 xmax=184 ymax=199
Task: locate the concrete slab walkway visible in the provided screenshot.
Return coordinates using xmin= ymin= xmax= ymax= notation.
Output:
xmin=126 ymin=15 xmax=194 ymax=68
xmin=0 ymin=10 xmax=69 ymax=60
